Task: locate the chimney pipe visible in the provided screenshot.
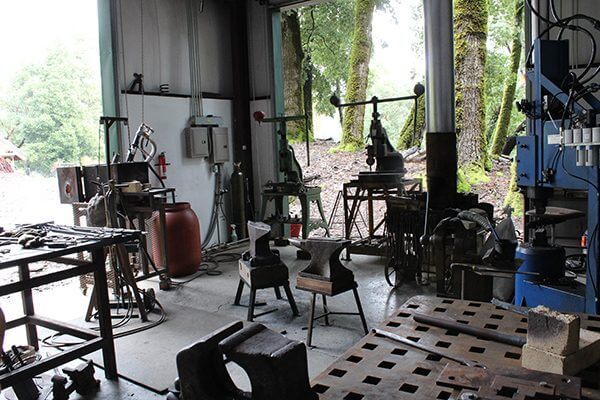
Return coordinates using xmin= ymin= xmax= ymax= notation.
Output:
xmin=424 ymin=0 xmax=457 ymax=209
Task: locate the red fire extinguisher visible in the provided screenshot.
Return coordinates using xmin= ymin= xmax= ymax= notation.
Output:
xmin=156 ymin=152 xmax=168 ymax=180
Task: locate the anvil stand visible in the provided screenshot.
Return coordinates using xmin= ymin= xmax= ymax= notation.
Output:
xmin=291 ymin=238 xmax=369 ymax=347
xmin=234 ymin=222 xmax=299 ymax=322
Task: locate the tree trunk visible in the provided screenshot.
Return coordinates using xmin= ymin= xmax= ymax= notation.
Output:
xmin=397 ymin=95 xmax=426 ymax=150
xmin=455 ymin=0 xmax=489 ymax=170
xmin=490 ymin=0 xmax=524 ymax=156
xmin=340 ymin=0 xmax=376 ymax=150
xmin=504 ymin=158 xmax=523 ymax=214
xmin=282 ymin=10 xmax=305 ymax=141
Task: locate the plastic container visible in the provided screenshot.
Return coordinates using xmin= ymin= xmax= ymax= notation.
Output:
xmin=152 ymin=202 xmax=202 ymax=277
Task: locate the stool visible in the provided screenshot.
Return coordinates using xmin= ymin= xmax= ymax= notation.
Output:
xmin=233 ymin=221 xmax=299 ymax=322
xmin=234 ymin=259 xmax=299 ymax=322
xmin=260 ymin=185 xmax=330 ymax=239
xmin=292 ymin=238 xmax=369 ymax=347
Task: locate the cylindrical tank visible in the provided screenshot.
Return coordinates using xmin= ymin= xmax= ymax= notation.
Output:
xmin=152 ymin=202 xmax=202 ymax=277
xmin=514 ymin=243 xmax=565 ymax=307
xmin=230 ymin=163 xmax=247 ymax=239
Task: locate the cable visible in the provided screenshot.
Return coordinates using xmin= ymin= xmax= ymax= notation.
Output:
xmin=588 ymin=225 xmax=599 ymax=304
xmin=560 ymin=150 xmax=600 ymax=195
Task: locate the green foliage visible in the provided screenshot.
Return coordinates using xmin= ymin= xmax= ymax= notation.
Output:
xmin=485 ymin=0 xmax=525 ymax=150
xmin=0 ymin=40 xmax=101 ymax=175
xmin=490 ymin=0 xmax=524 ymax=156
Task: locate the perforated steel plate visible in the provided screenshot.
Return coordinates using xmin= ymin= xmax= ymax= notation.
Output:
xmin=311 ymin=295 xmax=600 ymax=399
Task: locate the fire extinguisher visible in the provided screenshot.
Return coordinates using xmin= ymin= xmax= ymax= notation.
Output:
xmin=156 ymin=152 xmax=168 ymax=180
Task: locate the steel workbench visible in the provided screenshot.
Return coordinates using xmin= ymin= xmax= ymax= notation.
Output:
xmin=0 ymin=225 xmax=140 ymax=389
xmin=311 ymin=295 xmax=600 ymax=399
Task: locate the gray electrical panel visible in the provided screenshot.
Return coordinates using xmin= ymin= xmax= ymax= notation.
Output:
xmin=211 ymin=127 xmax=230 ymax=164
xmin=185 ymin=127 xmax=210 ymax=158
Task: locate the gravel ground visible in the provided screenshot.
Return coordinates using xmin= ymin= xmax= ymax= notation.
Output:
xmin=291 ymin=140 xmax=518 ymax=237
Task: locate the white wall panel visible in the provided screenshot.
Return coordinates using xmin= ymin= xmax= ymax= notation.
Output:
xmin=120 ymin=94 xmax=233 ymax=246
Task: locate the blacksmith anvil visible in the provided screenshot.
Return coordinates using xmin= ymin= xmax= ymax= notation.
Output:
xmin=291 ymin=238 xmax=368 ymax=346
xmin=168 ymin=321 xmax=318 ymax=400
xmin=235 ymin=221 xmax=299 ymax=321
xmin=291 ymin=238 xmax=355 ymax=295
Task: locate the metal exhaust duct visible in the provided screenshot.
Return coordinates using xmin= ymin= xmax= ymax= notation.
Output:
xmin=424 ymin=0 xmax=457 ymax=209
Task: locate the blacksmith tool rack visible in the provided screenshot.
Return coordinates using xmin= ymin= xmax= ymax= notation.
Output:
xmin=0 ymin=223 xmax=140 ymax=396
xmin=310 ymin=295 xmax=600 ymax=399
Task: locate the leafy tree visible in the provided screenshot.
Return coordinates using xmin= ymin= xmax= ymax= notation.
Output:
xmin=455 ymin=0 xmax=490 ymax=181
xmin=0 ymin=40 xmax=101 ymax=175
xmin=489 ymin=0 xmax=524 ymax=156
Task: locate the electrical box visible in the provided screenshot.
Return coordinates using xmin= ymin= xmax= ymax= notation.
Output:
xmin=185 ymin=127 xmax=210 ymax=158
xmin=211 ymin=127 xmax=230 ymax=164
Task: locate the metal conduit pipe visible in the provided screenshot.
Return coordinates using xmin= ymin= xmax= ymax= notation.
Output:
xmin=423 ymin=0 xmax=457 ymax=209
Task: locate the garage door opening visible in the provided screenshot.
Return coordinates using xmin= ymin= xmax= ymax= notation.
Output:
xmin=0 ymin=0 xmax=102 ymax=228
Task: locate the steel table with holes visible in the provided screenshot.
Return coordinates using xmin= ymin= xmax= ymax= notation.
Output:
xmin=310 ymin=295 xmax=600 ymax=399
xmin=0 ymin=227 xmax=140 ymax=389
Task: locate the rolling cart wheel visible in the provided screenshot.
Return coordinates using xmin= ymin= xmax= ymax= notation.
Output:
xmin=384 ymin=260 xmax=403 ymax=288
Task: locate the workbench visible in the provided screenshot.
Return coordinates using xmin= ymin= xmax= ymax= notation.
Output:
xmin=0 ymin=225 xmax=140 ymax=389
xmin=311 ymin=295 xmax=600 ymax=399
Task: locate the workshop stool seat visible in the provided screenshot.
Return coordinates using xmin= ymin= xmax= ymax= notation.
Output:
xmin=296 ymin=275 xmax=368 ymax=347
xmin=234 ymin=258 xmax=299 ymax=322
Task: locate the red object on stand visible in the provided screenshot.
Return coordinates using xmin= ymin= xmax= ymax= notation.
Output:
xmin=290 ymin=224 xmax=302 ymax=238
xmin=152 ymin=202 xmax=202 ymax=277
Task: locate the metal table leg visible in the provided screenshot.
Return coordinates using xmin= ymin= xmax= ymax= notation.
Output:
xmin=92 ymin=249 xmax=118 ymax=379
xmin=18 ymin=263 xmax=38 ymax=350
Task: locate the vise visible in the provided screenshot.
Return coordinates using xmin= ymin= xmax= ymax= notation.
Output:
xmin=167 ymin=321 xmax=317 ymax=400
xmin=51 ymin=360 xmax=100 ymax=400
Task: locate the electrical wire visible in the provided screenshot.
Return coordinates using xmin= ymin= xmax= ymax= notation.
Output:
xmin=560 ymin=150 xmax=600 ymax=195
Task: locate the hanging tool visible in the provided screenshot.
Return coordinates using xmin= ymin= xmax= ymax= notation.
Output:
xmin=372 ymin=328 xmax=487 ymax=369
xmin=412 ymin=313 xmax=527 ymax=347
xmin=126 ymin=123 xmax=157 ymax=163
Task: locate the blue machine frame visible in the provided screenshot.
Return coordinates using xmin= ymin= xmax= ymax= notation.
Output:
xmin=517 ymin=39 xmax=600 ymax=314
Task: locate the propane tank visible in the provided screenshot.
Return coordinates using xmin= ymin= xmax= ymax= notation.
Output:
xmin=230 ymin=163 xmax=248 ymax=239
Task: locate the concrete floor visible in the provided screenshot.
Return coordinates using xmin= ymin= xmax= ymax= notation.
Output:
xmin=2 ymin=243 xmax=436 ymax=399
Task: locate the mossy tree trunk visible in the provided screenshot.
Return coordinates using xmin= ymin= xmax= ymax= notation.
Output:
xmin=455 ymin=0 xmax=490 ymax=171
xmin=504 ymin=158 xmax=523 ymax=214
xmin=340 ymin=0 xmax=376 ymax=150
xmin=282 ymin=10 xmax=305 ymax=141
xmin=490 ymin=0 xmax=524 ymax=156
xmin=397 ymin=95 xmax=426 ymax=150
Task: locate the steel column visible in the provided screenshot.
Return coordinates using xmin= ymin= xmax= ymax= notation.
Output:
xmin=423 ymin=0 xmax=457 ymax=209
